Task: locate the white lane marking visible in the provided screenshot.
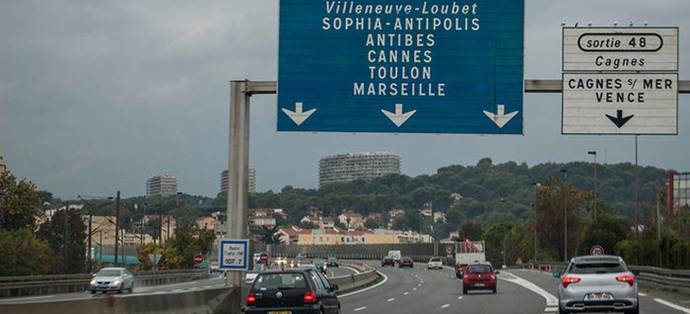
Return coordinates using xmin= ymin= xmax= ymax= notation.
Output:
xmin=412 ymin=287 xmax=417 ymax=291
xmin=354 ymin=306 xmax=367 ymax=312
xmin=404 ymin=292 xmax=409 ymax=295
xmin=342 ymin=266 xmax=361 ymax=274
xmin=172 ymin=289 xmax=185 ymax=292
xmin=501 ymin=271 xmax=558 ymax=307
xmin=654 ymin=298 xmax=690 ymax=313
xmin=544 ymin=306 xmax=558 ymax=312
xmin=639 ymin=292 xmax=648 ymax=296
xmin=418 ymin=283 xmax=422 ymax=287
xmin=338 ymin=271 xmax=388 ymax=298
xmin=458 ymin=296 xmax=463 ymax=300
xmin=441 ymin=304 xmax=450 ymax=309
xmin=387 ymin=298 xmax=395 ymax=302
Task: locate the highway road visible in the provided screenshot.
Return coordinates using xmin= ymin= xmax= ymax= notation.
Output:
xmin=339 ymin=261 xmax=690 ymax=314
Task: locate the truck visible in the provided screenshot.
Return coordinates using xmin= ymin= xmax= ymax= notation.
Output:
xmin=387 ymin=250 xmax=402 ymax=264
xmin=454 ymin=239 xmax=486 ymax=278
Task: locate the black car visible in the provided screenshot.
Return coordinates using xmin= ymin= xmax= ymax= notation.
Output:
xmin=327 ymin=257 xmax=339 ymax=267
xmin=381 ymin=256 xmax=395 ymax=267
xmin=398 ymin=256 xmax=414 ymax=268
xmin=244 ymin=269 xmax=340 ymax=314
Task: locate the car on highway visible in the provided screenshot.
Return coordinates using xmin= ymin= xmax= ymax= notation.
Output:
xmin=427 ymin=257 xmax=443 ymax=269
xmin=555 ymin=255 xmax=638 ymax=314
xmin=388 ymin=250 xmax=402 ymax=264
xmin=327 ymin=256 xmax=339 ymax=267
xmin=381 ymin=256 xmax=395 ymax=267
xmin=244 ymin=268 xmax=341 ymax=313
xmin=398 ymin=256 xmax=414 ymax=268
xmin=313 ymin=258 xmax=328 ymax=275
xmin=89 ymin=267 xmax=135 ymax=294
xmin=245 ymin=263 xmax=267 ymax=285
xmin=462 ymin=263 xmax=498 ymax=294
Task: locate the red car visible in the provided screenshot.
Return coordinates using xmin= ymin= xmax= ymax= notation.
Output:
xmin=462 ymin=263 xmax=498 ymax=294
xmin=398 ymin=256 xmax=414 ymax=268
xmin=381 ymin=256 xmax=395 ymax=267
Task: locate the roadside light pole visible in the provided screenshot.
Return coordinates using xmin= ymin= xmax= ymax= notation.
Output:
xmin=532 ymin=182 xmax=541 ymax=262
xmin=587 ymin=151 xmax=598 ymax=220
xmin=560 ymin=168 xmax=568 ymax=262
xmin=114 ymin=190 xmax=121 ymax=265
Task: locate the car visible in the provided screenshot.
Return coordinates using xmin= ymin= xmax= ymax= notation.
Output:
xmin=245 ymin=263 xmax=266 ymax=285
xmin=312 ymin=258 xmax=328 ymax=275
xmin=388 ymin=250 xmax=402 ymax=264
xmin=89 ymin=267 xmax=135 ymax=294
xmin=244 ymin=268 xmax=341 ymax=314
xmin=398 ymin=256 xmax=414 ymax=268
xmin=381 ymin=256 xmax=395 ymax=267
xmin=462 ymin=263 xmax=498 ymax=294
xmin=427 ymin=257 xmax=443 ymax=269
xmin=327 ymin=256 xmax=339 ymax=267
xmin=556 ymin=255 xmax=638 ymax=314
xmin=209 ymin=262 xmax=222 ymax=274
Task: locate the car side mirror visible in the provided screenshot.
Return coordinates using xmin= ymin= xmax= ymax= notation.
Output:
xmin=495 ymin=271 xmax=500 ymax=275
xmin=552 ymin=271 xmax=561 ymax=278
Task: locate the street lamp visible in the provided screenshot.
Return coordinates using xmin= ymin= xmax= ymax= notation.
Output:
xmin=587 ymin=151 xmax=598 ymax=219
xmin=560 ymin=168 xmax=568 ymax=262
xmin=532 ymin=182 xmax=541 ymax=262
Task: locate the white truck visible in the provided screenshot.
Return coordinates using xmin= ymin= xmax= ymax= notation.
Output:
xmin=454 ymin=240 xmax=486 ymax=278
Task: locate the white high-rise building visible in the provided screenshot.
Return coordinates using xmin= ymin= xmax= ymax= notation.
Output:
xmin=221 ymin=168 xmax=256 ymax=194
xmin=146 ymin=175 xmax=177 ymax=197
xmin=319 ymin=152 xmax=401 ymax=187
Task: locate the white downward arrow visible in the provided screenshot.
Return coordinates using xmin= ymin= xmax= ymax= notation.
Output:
xmin=483 ymin=104 xmax=518 ymax=128
xmin=281 ymin=102 xmax=316 ymax=126
xmin=381 ymin=104 xmax=416 ymax=127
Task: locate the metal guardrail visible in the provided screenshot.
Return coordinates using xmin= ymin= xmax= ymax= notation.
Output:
xmin=0 ymin=269 xmax=210 ymax=298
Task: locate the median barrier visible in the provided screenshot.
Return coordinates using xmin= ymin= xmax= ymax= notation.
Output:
xmin=330 ymin=263 xmax=381 ymax=295
xmin=0 ymin=285 xmax=240 ymax=314
xmin=0 ymin=269 xmax=210 ymax=298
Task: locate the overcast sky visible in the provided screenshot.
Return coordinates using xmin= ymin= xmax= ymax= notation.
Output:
xmin=1 ymin=1 xmax=689 ymax=199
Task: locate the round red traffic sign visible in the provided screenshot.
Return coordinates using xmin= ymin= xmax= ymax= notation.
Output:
xmin=259 ymin=252 xmax=269 ymax=262
xmin=194 ymin=253 xmax=203 ymax=264
xmin=590 ymin=245 xmax=605 ymax=256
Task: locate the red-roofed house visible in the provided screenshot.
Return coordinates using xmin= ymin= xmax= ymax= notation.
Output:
xmin=338 ymin=211 xmax=364 ymax=229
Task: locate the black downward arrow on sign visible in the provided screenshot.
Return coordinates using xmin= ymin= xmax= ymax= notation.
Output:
xmin=605 ymin=110 xmax=634 ymax=128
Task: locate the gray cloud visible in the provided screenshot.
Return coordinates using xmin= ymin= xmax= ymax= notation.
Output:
xmin=1 ymin=0 xmax=688 ymax=198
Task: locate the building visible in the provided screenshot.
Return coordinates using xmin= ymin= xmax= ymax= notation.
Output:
xmin=319 ymin=152 xmax=401 ymax=187
xmin=300 ymin=215 xmax=335 ymax=228
xmin=338 ymin=211 xmax=365 ymax=229
xmin=220 ymin=168 xmax=256 ymax=193
xmin=0 ymin=156 xmax=6 ymax=173
xmin=146 ymin=175 xmax=177 ymax=197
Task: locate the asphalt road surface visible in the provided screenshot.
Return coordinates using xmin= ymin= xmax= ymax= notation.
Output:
xmin=339 ymin=261 xmax=690 ymax=314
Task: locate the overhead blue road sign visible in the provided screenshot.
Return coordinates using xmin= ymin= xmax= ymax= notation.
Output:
xmin=278 ymin=0 xmax=524 ymax=134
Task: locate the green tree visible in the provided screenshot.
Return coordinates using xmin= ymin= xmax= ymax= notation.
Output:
xmin=483 ymin=222 xmax=514 ymax=266
xmin=459 ymin=220 xmax=483 ymax=240
xmin=37 ymin=209 xmax=86 ymax=273
xmin=577 ymin=207 xmax=629 ymax=256
xmin=535 ymin=177 xmax=585 ymax=261
xmin=364 ymin=219 xmax=380 ymax=229
xmin=0 ymin=229 xmax=52 ymax=276
xmin=504 ymin=220 xmax=535 ymax=266
xmin=0 ymin=172 xmax=43 ymax=230
xmin=167 ymin=222 xmax=215 ymax=268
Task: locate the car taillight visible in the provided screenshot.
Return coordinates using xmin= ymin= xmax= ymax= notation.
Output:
xmin=561 ymin=276 xmax=581 ymax=288
xmin=616 ymin=274 xmax=635 ymax=286
xmin=304 ymin=290 xmax=316 ymax=303
xmin=246 ymin=293 xmax=256 ymax=305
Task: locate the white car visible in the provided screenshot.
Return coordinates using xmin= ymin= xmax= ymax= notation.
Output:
xmin=90 ymin=267 xmax=135 ymax=294
xmin=427 ymin=257 xmax=443 ymax=269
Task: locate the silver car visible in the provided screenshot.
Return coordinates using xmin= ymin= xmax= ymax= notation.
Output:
xmin=90 ymin=267 xmax=135 ymax=294
xmin=556 ymin=255 xmax=638 ymax=314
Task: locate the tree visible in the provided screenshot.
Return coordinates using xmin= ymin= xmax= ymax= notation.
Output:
xmin=503 ymin=220 xmax=535 ymax=266
xmin=364 ymin=219 xmax=379 ymax=229
xmin=459 ymin=221 xmax=483 ymax=240
xmin=257 ymin=225 xmax=283 ymax=245
xmin=0 ymin=228 xmax=52 ymax=276
xmin=37 ymin=209 xmax=86 ymax=273
xmin=483 ymin=222 xmax=514 ymax=266
xmin=167 ymin=222 xmax=215 ymax=268
xmin=535 ymin=177 xmax=585 ymax=261
xmin=0 ymin=172 xmax=43 ymax=231
xmin=577 ymin=208 xmax=629 ymax=256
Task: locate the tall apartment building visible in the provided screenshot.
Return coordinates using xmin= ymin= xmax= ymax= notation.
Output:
xmin=0 ymin=156 xmax=6 ymax=174
xmin=146 ymin=175 xmax=177 ymax=197
xmin=220 ymin=168 xmax=256 ymax=194
xmin=319 ymin=152 xmax=401 ymax=187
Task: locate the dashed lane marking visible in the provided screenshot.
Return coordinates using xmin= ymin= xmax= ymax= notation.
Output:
xmin=639 ymin=292 xmax=648 ymax=296
xmin=387 ymin=298 xmax=395 ymax=302
xmin=458 ymin=296 xmax=463 ymax=300
xmin=654 ymin=298 xmax=690 ymax=313
xmin=412 ymin=287 xmax=417 ymax=291
xmin=353 ymin=306 xmax=367 ymax=312
xmin=404 ymin=292 xmax=409 ymax=295
xmin=441 ymin=304 xmax=450 ymax=309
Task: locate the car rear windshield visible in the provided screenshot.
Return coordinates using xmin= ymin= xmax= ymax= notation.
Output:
xmin=569 ymin=262 xmax=626 ymax=274
xmin=430 ymin=258 xmax=441 ymax=262
xmin=467 ymin=265 xmax=492 ymax=273
xmin=254 ymin=273 xmax=308 ymax=290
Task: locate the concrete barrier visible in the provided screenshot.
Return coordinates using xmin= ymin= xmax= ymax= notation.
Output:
xmin=0 ymin=285 xmax=241 ymax=314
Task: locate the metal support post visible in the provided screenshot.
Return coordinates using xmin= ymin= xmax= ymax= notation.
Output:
xmin=114 ymin=190 xmax=120 ymax=265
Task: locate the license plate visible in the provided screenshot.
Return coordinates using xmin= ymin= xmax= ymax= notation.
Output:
xmin=585 ymin=292 xmax=613 ymax=301
xmin=475 ymin=283 xmax=485 ymax=287
xmin=268 ymin=312 xmax=291 ymax=314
